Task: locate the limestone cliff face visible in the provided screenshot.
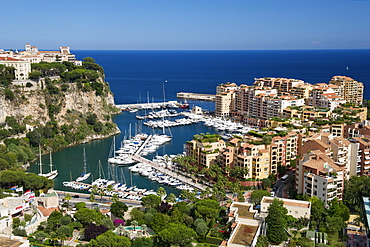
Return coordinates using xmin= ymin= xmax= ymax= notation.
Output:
xmin=0 ymin=83 xmax=119 ymax=128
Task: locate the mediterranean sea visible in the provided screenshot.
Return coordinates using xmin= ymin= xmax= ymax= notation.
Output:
xmin=29 ymin=50 xmax=370 ymax=195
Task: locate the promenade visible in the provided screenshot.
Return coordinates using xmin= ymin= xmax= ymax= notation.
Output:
xmin=130 ymin=154 xmax=208 ymax=191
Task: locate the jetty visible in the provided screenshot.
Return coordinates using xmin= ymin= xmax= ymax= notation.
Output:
xmin=177 ymin=92 xmax=215 ymax=101
xmin=129 ymin=154 xmax=208 ymax=191
xmin=116 ymin=101 xmax=180 ymax=110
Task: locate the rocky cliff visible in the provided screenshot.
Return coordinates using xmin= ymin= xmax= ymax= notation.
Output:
xmin=0 ymin=80 xmax=121 ymax=147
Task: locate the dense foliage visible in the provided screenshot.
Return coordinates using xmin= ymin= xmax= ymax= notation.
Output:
xmin=0 ymin=170 xmax=53 ymax=190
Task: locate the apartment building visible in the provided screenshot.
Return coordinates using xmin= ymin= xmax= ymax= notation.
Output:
xmin=253 ymin=77 xmax=304 ymax=94
xmin=215 ymin=90 xmax=236 ymax=117
xmin=232 ymin=143 xmax=270 ymax=179
xmin=0 ymin=57 xmax=31 ymax=80
xmin=185 ymin=135 xmax=226 ymax=168
xmin=344 ymin=121 xmax=370 ymax=139
xmin=296 ymin=150 xmax=345 ymax=205
xmin=352 ymin=137 xmax=370 ymax=177
xmin=329 ymin=76 xmax=364 ymax=106
xmin=307 ymin=83 xmax=345 ymax=110
xmin=289 ymin=83 xmax=314 ymax=101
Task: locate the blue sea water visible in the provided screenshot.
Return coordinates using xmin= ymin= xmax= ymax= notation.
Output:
xmin=30 ymin=50 xmax=370 ymax=195
xmin=73 ymin=49 xmax=370 ymax=102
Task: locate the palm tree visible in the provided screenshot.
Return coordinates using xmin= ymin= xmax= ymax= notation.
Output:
xmin=89 ymin=193 xmax=96 ymax=208
xmin=98 ymin=188 xmax=105 ymax=202
xmin=116 ymin=225 xmax=125 ymax=236
xmin=106 ymin=184 xmax=114 ymax=199
xmin=141 ymin=224 xmax=148 ymax=236
xmin=112 ymin=193 xmax=119 ymax=203
xmin=156 ymin=187 xmax=166 ymax=200
xmin=131 ymin=220 xmax=138 ymax=231
xmin=64 ymin=193 xmax=72 ymax=207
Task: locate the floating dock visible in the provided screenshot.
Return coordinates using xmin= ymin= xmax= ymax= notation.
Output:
xmin=177 ymin=92 xmax=216 ymax=101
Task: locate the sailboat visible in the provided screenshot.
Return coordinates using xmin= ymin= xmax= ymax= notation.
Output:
xmin=38 ymin=147 xmax=58 ymax=179
xmin=76 ymin=148 xmax=91 ymax=182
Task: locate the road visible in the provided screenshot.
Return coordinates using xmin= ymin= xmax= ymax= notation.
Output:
xmin=55 ymin=190 xmax=142 ymax=209
xmin=274 ymin=179 xmax=287 ymax=198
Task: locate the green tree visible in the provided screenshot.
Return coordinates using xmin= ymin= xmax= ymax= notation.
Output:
xmin=110 ymin=201 xmax=128 ymax=218
xmin=193 ymin=199 xmax=221 ymax=220
xmin=157 ymin=187 xmax=167 ymax=199
xmin=255 ymin=235 xmax=269 ymax=247
xmin=141 ymin=194 xmax=161 ymax=209
xmin=328 ymin=198 xmax=350 ymax=222
xmin=166 ymin=193 xmax=177 ymax=203
xmin=261 ymin=178 xmax=272 ymax=189
xmin=57 ymin=225 xmax=72 ymax=245
xmin=75 ymin=201 xmax=86 ymax=210
xmin=265 ymin=198 xmax=288 ymax=244
xmin=309 ymin=196 xmax=327 ymax=229
xmin=64 ymin=193 xmax=72 ymax=206
xmin=88 ymin=230 xmax=131 ymax=247
xmin=150 ymin=212 xmax=171 ymax=232
xmin=250 ymin=190 xmax=270 ymax=205
xmin=326 ymin=216 xmax=345 ymax=233
xmin=158 ymin=223 xmax=197 ymax=247
xmin=132 ymin=237 xmax=153 ymax=247
xmin=195 ymin=222 xmax=208 ymax=241
xmin=74 ymin=208 xmax=102 ymax=226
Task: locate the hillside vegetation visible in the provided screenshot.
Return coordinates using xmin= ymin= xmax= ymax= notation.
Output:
xmin=0 ymin=57 xmax=120 ymax=171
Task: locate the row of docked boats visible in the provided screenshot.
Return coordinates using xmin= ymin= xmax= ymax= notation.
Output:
xmin=128 ymin=159 xmax=195 ymax=192
xmin=203 ymin=118 xmax=256 ymax=134
xmin=143 ymin=117 xmax=201 ymax=128
xmin=109 ymin=133 xmax=172 ymax=163
xmin=136 ymin=109 xmax=179 ymax=120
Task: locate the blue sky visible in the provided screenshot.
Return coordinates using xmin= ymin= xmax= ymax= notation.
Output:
xmin=3 ymin=0 xmax=370 ymax=50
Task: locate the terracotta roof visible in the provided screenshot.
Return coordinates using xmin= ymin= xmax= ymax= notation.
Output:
xmin=0 ymin=57 xmax=22 ymax=61
xmin=37 ymin=206 xmax=59 ymax=217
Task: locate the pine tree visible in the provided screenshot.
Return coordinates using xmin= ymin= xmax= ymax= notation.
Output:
xmin=265 ymin=198 xmax=288 ymax=244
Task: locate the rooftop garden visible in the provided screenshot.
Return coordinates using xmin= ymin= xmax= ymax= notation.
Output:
xmin=194 ymin=133 xmax=222 ymax=143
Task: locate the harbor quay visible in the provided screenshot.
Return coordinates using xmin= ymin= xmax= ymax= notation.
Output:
xmin=177 ymin=92 xmax=216 ymax=101
xmin=116 ymin=101 xmax=180 ymax=110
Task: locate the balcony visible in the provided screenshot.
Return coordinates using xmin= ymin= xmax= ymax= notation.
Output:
xmin=327 ymin=184 xmax=336 ymax=190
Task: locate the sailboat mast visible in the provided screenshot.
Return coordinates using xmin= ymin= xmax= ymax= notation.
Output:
xmin=83 ymin=148 xmax=87 ymax=173
xmin=162 ymin=80 xmax=167 ymax=107
xmin=49 ymin=151 xmax=52 ymax=172
xmin=98 ymin=160 xmax=102 ymax=179
xmin=39 ymin=145 xmax=42 ymax=174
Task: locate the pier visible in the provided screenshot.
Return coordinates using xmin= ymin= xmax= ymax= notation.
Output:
xmin=116 ymin=101 xmax=180 ymax=110
xmin=134 ymin=135 xmax=152 ymax=155
xmin=129 ymin=154 xmax=208 ymax=191
xmin=177 ymin=92 xmax=216 ymax=101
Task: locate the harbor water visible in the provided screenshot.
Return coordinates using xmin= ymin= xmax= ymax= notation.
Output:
xmin=29 ymin=100 xmax=216 ymax=196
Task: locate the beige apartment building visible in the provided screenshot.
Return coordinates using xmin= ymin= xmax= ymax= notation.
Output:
xmin=260 ymin=196 xmax=311 ymax=219
xmin=296 ymin=151 xmax=345 ymax=205
xmin=329 ymin=75 xmax=363 ymax=106
xmin=253 ymin=77 xmax=304 ymax=94
xmin=215 ymin=90 xmax=236 ymax=117
xmin=185 ymin=135 xmax=226 ymax=168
